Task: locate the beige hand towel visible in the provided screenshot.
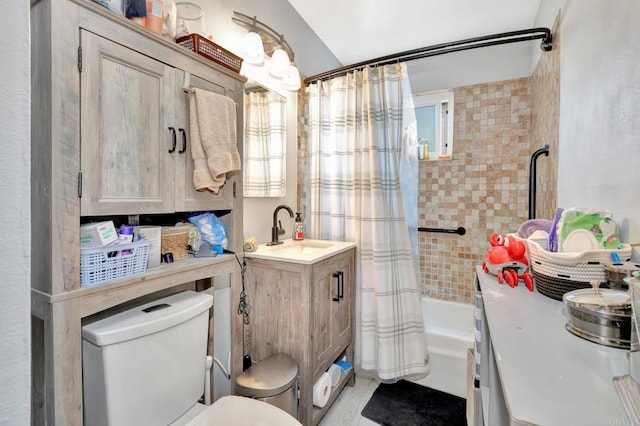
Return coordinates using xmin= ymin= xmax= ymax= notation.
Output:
xmin=190 ymin=88 xmax=241 ymax=194
xmin=189 ymin=93 xmax=217 ymax=192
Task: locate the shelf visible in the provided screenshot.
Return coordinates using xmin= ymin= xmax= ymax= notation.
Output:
xmin=32 ymin=255 xmax=237 ymax=320
xmin=311 ymin=368 xmax=355 ymax=425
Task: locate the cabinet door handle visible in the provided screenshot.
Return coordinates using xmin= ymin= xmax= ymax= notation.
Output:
xmin=338 ymin=271 xmax=344 ymax=299
xmin=332 ymin=272 xmax=340 ymax=302
xmin=178 ymin=128 xmax=187 ymax=154
xmin=168 ymin=127 xmax=177 ymax=153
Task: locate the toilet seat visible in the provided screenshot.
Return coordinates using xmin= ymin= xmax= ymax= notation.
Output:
xmin=186 ymin=395 xmax=301 ymax=426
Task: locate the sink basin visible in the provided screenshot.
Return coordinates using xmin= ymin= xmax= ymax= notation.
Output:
xmin=269 ymin=240 xmax=334 ymax=254
xmin=246 ymin=239 xmax=356 ymax=264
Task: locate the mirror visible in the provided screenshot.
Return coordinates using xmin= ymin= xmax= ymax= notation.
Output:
xmin=243 ymin=81 xmax=287 ymax=197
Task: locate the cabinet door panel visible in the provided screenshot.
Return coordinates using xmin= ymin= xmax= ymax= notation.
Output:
xmin=175 ymin=71 xmax=236 ymax=212
xmin=80 ymin=30 xmax=175 ymax=215
xmin=311 ymin=259 xmax=338 ymax=379
xmin=332 ymin=253 xmax=354 ymax=352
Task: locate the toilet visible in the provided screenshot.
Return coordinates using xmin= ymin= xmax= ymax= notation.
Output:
xmin=81 ymin=291 xmax=301 ymax=426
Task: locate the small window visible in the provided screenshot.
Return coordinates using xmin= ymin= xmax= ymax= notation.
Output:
xmin=413 ymin=90 xmax=454 ymax=160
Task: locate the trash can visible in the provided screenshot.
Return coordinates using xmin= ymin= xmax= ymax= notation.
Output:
xmin=236 ymin=353 xmax=298 ymax=418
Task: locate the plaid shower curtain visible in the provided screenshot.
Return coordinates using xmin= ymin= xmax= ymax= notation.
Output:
xmin=306 ymin=63 xmax=429 ymax=380
xmin=243 ymin=90 xmax=287 ymax=197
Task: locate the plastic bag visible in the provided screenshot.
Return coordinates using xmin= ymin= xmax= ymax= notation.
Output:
xmin=554 ymin=208 xmax=621 ymax=252
xmin=188 ymin=212 xmax=228 ymax=250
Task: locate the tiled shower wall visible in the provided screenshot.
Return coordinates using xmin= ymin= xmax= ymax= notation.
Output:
xmin=420 ymin=16 xmax=560 ymax=303
xmin=419 ymin=78 xmax=533 ymax=303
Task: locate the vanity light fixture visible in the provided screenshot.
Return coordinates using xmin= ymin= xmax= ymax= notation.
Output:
xmin=282 ymin=63 xmax=302 ymax=91
xmin=243 ymin=30 xmax=265 ymax=65
xmin=232 ymin=11 xmax=301 ymax=91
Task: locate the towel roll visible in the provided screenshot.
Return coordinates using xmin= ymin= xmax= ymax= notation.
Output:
xmin=312 ymin=372 xmax=332 ymax=408
xmin=243 ymin=236 xmax=259 ymax=252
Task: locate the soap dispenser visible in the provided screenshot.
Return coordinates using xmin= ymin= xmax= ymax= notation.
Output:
xmin=293 ymin=212 xmax=304 ymax=241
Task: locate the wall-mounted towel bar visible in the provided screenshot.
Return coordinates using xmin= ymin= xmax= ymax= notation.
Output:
xmin=418 ymin=226 xmax=466 ymax=235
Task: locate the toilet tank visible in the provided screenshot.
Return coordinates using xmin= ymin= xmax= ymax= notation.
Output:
xmin=82 ymin=291 xmax=213 ymax=426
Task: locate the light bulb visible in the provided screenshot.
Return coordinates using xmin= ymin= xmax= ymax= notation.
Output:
xmin=243 ymin=31 xmax=264 ymax=65
xmin=282 ymin=64 xmax=301 ymax=91
xmin=269 ymin=47 xmax=290 ymax=78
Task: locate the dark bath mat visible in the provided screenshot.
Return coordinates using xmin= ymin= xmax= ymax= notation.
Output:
xmin=361 ymin=380 xmax=467 ymax=426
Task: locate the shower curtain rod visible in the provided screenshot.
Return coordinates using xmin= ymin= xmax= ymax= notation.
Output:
xmin=304 ymin=27 xmax=552 ymax=84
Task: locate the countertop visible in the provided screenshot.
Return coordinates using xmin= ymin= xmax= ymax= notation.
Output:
xmin=244 ymin=239 xmax=356 ymax=265
xmin=476 ymin=266 xmax=629 ymax=425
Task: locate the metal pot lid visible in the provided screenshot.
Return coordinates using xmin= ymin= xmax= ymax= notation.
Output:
xmin=563 ymin=288 xmax=631 ymax=312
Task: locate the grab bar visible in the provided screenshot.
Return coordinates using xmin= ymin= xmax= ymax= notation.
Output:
xmin=529 ymin=144 xmax=549 ymax=220
xmin=418 ymin=226 xmax=466 ymax=236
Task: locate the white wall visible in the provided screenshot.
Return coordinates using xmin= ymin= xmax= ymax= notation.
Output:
xmin=0 ymin=0 xmax=31 ymax=423
xmin=408 ymin=42 xmax=534 ymax=93
xmin=538 ymin=0 xmax=640 ymax=246
xmin=188 ymin=0 xmax=341 ymax=77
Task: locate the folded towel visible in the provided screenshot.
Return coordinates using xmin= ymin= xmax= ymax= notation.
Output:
xmin=517 ymin=218 xmax=553 ymax=239
xmin=190 ymin=88 xmax=240 ymax=194
xmin=190 ymin=93 xmax=217 ymax=192
xmin=243 ymin=236 xmax=259 ymax=252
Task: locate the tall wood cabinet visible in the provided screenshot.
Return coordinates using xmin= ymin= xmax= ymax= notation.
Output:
xmin=30 ymin=1 xmax=246 ymax=424
xmin=245 ymin=248 xmax=356 ymax=425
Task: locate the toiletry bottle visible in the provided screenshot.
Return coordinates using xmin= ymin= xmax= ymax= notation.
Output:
xmin=119 ymin=225 xmax=134 ymax=255
xmin=293 ymin=213 xmax=304 ymax=241
xmin=118 ymin=225 xmax=134 ymax=243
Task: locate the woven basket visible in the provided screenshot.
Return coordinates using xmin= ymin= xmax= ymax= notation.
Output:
xmin=161 ymin=227 xmax=190 ymax=261
xmin=176 ymin=34 xmax=243 ymax=73
xmin=526 ymin=236 xmax=632 ymax=300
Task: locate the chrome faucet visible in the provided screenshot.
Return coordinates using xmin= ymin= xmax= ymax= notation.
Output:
xmin=267 ymin=204 xmax=294 ymax=246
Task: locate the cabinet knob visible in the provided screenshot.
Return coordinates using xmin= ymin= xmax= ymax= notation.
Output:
xmin=178 ymin=128 xmax=187 ymax=154
xmin=168 ymin=127 xmax=177 ymax=153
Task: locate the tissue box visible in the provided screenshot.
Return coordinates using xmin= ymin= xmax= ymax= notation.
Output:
xmin=134 ymin=226 xmax=162 ymax=268
xmin=80 ymin=221 xmax=117 ymax=247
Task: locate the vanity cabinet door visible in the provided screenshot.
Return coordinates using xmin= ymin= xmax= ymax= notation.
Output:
xmin=80 ymin=30 xmax=176 ymax=215
xmin=311 ymin=250 xmax=355 ymax=379
xmin=312 ymin=258 xmax=337 ymax=377
xmin=173 ymin=70 xmax=237 ymax=212
xmin=331 ymin=252 xmax=354 ymax=355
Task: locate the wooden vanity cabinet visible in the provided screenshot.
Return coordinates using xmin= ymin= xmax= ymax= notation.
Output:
xmin=30 ymin=1 xmax=246 ymax=423
xmin=245 ymin=248 xmax=356 ymax=426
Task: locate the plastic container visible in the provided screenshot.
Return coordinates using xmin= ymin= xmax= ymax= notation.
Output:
xmin=80 ymin=240 xmax=150 ymax=287
xmin=145 ymin=0 xmax=164 ymax=35
xmin=118 ymin=225 xmax=134 ymax=243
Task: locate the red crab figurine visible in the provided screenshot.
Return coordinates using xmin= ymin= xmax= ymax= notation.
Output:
xmin=482 ymin=233 xmax=534 ymax=291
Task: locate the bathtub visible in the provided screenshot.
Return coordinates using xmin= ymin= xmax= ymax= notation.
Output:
xmin=411 ymin=297 xmax=475 ymax=398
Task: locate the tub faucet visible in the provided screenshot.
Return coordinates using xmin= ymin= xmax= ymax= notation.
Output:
xmin=267 ymin=205 xmax=294 ymax=246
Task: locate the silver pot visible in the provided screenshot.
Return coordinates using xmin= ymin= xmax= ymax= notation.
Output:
xmin=563 ymin=288 xmax=632 ymax=349
xmin=605 ymin=262 xmax=640 ymax=289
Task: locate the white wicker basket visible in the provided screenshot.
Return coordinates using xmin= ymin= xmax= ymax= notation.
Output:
xmin=525 ymin=235 xmax=632 ymax=300
xmin=527 ymin=236 xmax=632 ymax=282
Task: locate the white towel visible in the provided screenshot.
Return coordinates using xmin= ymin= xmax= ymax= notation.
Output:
xmin=190 ymin=88 xmax=241 ymax=194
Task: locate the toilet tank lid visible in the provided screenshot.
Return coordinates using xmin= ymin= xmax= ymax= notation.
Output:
xmin=82 ymin=291 xmax=213 ymax=347
xmin=236 ymin=353 xmax=298 ymax=398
